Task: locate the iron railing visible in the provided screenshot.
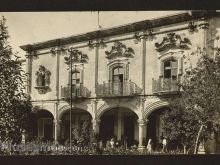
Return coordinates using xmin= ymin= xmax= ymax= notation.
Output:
xmin=96 ymin=80 xmax=142 ymax=97
xmin=61 ymin=84 xmax=91 ymax=99
xmin=152 ymin=78 xmax=180 ymax=93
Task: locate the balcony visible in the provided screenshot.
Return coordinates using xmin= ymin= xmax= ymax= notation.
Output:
xmin=96 ymin=80 xmax=142 ymax=97
xmin=61 ymin=84 xmax=91 ymax=99
xmin=152 ymin=78 xmax=180 ymax=94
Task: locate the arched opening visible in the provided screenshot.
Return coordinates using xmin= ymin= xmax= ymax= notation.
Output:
xmin=30 ymin=109 xmax=54 ymax=141
xmin=99 ymin=107 xmax=138 ymax=147
xmin=146 ymin=107 xmax=169 ymax=151
xmin=59 ymin=108 xmax=92 ymax=143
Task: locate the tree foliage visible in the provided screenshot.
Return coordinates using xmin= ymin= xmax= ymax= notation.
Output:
xmin=161 ymin=98 xmax=202 ymax=153
xmin=72 ymin=120 xmax=97 ymax=147
xmin=0 ymin=17 xmax=32 ymax=143
xmin=161 ymin=46 xmax=220 ymax=153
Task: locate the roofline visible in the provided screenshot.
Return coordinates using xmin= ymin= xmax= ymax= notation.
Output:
xmin=20 ymin=11 xmax=216 ymax=52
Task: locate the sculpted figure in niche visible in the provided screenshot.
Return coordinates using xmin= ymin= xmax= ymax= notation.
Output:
xmin=36 ymin=65 xmax=51 ymax=87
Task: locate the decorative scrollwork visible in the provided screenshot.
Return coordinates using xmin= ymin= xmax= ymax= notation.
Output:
xmin=133 ymin=30 xmax=154 ymax=44
xmin=88 ymin=39 xmax=106 ymax=49
xmin=50 ymin=46 xmax=66 ymax=56
xmin=105 ymin=41 xmax=135 ymax=60
xmin=35 ymin=65 xmax=51 ymax=94
xmin=155 ymin=33 xmax=191 ymax=52
xmin=188 ymin=21 xmax=198 ymax=33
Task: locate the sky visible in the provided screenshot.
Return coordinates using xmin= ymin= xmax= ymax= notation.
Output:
xmin=0 ymin=11 xmax=186 ymax=58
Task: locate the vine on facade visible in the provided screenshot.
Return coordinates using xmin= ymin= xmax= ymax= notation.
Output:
xmin=64 ymin=48 xmax=89 ymax=65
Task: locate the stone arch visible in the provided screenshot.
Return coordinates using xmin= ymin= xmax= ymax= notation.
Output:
xmin=97 ymin=102 xmax=138 ymax=119
xmin=32 ymin=107 xmax=55 ymax=119
xmin=58 ymin=104 xmax=92 ymax=120
xmin=144 ymin=100 xmax=169 ymax=120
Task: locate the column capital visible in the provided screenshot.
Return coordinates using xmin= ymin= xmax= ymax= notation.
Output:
xmin=88 ymin=39 xmax=105 ymax=49
xmin=140 ymin=97 xmax=146 ymax=102
xmin=91 ymin=118 xmax=101 ymax=124
xmin=199 ymin=22 xmax=209 ymax=30
xmin=92 ymin=99 xmax=98 ymax=104
xmin=53 ymin=119 xmax=62 ymax=124
xmin=137 ymin=119 xmax=148 ymax=126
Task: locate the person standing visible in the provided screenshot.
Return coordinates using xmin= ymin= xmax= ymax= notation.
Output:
xmin=146 ymin=139 xmax=152 ymax=154
xmin=162 ymin=137 xmax=167 ymax=153
xmin=110 ymin=138 xmax=115 ymax=148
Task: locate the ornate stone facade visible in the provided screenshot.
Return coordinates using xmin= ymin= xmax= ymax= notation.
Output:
xmin=20 ymin=11 xmax=218 ymax=149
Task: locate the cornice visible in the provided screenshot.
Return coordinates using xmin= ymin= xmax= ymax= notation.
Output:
xmin=20 ymin=11 xmax=216 ymax=52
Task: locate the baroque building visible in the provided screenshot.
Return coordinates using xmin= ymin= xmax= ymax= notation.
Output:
xmin=20 ymin=11 xmax=219 ymax=150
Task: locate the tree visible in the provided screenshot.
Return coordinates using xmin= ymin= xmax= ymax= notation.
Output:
xmin=161 ymin=46 xmax=220 ymax=154
xmin=0 ymin=17 xmax=32 ymax=143
xmin=182 ymin=47 xmax=220 ymax=153
xmin=161 ymin=98 xmax=204 ymax=154
xmin=72 ymin=120 xmax=97 ymax=147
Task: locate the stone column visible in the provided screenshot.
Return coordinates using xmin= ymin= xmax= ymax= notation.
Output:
xmin=199 ymin=21 xmax=209 ymax=48
xmin=138 ymin=119 xmax=147 ymax=150
xmin=91 ymin=100 xmax=99 ymax=134
xmin=92 ymin=118 xmax=100 ymax=135
xmin=54 ymin=119 xmax=61 ymax=143
xmin=117 ymin=110 xmax=122 ymax=141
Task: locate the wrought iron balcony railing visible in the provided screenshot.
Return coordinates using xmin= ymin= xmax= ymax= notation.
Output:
xmin=152 ymin=78 xmax=180 ymax=94
xmin=96 ymin=80 xmax=142 ymax=97
xmin=61 ymin=84 xmax=91 ymax=99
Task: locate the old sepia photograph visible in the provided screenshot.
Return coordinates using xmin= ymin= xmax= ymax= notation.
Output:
xmin=0 ymin=10 xmax=220 ymax=156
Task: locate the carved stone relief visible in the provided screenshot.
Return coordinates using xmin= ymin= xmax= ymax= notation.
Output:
xmin=35 ymin=65 xmax=51 ymax=94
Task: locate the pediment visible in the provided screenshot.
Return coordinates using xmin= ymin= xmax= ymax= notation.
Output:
xmin=105 ymin=41 xmax=134 ymax=60
xmin=155 ymin=33 xmax=191 ymax=52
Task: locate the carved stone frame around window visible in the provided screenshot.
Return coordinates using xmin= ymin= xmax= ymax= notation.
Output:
xmin=107 ymin=58 xmax=130 ymax=82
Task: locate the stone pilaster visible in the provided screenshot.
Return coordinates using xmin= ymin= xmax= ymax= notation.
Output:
xmin=141 ymin=35 xmax=147 ymax=95
xmin=26 ymin=52 xmax=33 ymax=94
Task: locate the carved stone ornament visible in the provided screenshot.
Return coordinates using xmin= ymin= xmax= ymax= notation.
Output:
xmin=155 ymin=33 xmax=191 ymax=52
xmin=50 ymin=46 xmax=67 ymax=56
xmin=188 ymin=21 xmax=198 ymax=33
xmin=35 ymin=65 xmax=51 ymax=94
xmin=105 ymin=41 xmax=135 ymax=60
xmin=88 ymin=39 xmax=106 ymax=49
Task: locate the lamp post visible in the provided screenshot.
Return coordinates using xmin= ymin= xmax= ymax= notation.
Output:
xmin=69 ymin=50 xmax=73 ymax=151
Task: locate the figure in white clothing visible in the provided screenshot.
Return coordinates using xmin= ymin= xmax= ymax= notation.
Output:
xmin=146 ymin=139 xmax=152 ymax=154
xmin=162 ymin=137 xmax=167 ymax=152
xmin=110 ymin=138 xmax=115 ymax=148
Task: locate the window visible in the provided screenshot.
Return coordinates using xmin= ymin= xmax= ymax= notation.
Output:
xmin=71 ymin=71 xmax=81 ymax=94
xmin=72 ymin=71 xmax=80 ymax=86
xmin=112 ymin=66 xmax=124 ymax=95
xmin=112 ymin=66 xmax=124 ymax=82
xmin=163 ymin=60 xmax=178 ymax=80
